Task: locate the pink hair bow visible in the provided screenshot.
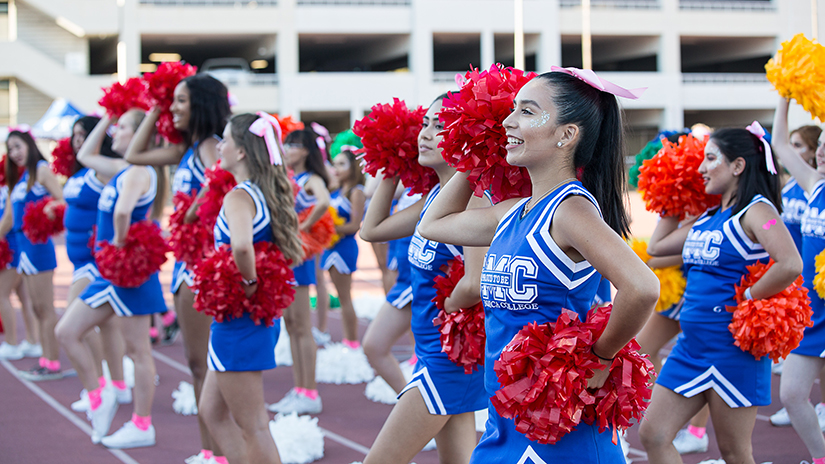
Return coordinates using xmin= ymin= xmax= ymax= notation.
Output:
xmin=8 ymin=124 xmax=33 ymax=137
xmin=550 ymin=66 xmax=646 ymax=100
xmin=745 ymin=121 xmax=777 ymax=175
xmin=249 ymin=112 xmax=284 ymax=166
xmin=311 ymin=122 xmax=330 ymax=161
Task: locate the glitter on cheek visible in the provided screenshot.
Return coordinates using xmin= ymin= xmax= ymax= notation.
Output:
xmin=530 ymin=111 xmax=552 ymax=128
xmin=705 ymin=158 xmax=722 ymax=170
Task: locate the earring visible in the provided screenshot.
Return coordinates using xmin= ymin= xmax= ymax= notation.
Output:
xmin=557 ymin=142 xmax=563 ymax=148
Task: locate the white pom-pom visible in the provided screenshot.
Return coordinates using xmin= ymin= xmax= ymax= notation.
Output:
xmin=270 ymin=413 xmax=325 ymax=464
xmin=122 ymin=356 xmax=135 ymax=388
xmin=475 ymin=408 xmax=488 ymax=432
xmin=316 ymin=343 xmax=374 ymax=384
xmin=353 ymin=295 xmax=385 ymax=321
xmin=275 ymin=318 xmax=293 ymax=367
xmin=364 ymin=358 xmax=415 ymax=404
xmin=172 ymin=381 xmax=198 ymax=416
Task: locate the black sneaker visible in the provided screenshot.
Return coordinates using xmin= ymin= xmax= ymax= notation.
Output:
xmin=19 ymin=366 xmax=63 ymax=381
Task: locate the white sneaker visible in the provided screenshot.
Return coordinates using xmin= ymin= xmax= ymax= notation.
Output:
xmin=771 ymin=358 xmax=784 ymax=375
xmin=816 ymin=403 xmax=825 ymax=431
xmin=312 ymin=327 xmax=331 ymax=346
xmin=72 ymin=389 xmax=90 ymax=412
xmin=770 ymin=407 xmax=791 ymax=426
xmin=184 ymin=451 xmax=209 ymax=463
xmin=0 ymin=342 xmax=23 ymax=360
xmin=18 ymin=340 xmax=42 ymax=358
xmin=268 ymin=388 xmax=299 ymax=413
xmin=279 ymin=391 xmax=322 ymax=415
xmin=673 ymin=428 xmax=709 ymax=454
xmin=102 ymin=421 xmax=156 ymax=449
xmin=114 ymin=386 xmax=133 ymax=405
xmin=88 ymin=388 xmax=118 ymax=444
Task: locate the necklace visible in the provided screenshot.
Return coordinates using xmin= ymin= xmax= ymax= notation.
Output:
xmin=520 ymin=178 xmax=577 ymax=219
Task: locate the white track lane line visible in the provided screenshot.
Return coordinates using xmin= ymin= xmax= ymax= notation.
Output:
xmin=0 ymin=358 xmax=140 ymax=464
xmin=152 ymin=348 xmax=373 ymax=456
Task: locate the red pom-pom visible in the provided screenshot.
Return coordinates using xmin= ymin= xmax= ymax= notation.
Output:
xmin=193 ymin=242 xmax=296 ymax=326
xmin=431 ymin=256 xmax=486 ymax=374
xmin=353 ymin=98 xmax=437 ymax=195
xmin=637 ymin=134 xmax=721 ymax=220
xmin=0 ymin=239 xmax=13 ymax=269
xmin=22 ymin=198 xmax=66 ymax=244
xmin=143 ymin=62 xmax=197 ymax=144
xmin=168 ymin=190 xmax=214 ymax=266
xmin=439 ymin=64 xmax=536 ymax=203
xmin=197 ymin=164 xmax=237 ymax=229
xmin=50 ymin=138 xmax=76 ymax=177
xmin=270 ymin=114 xmax=304 ymax=141
xmin=95 ymin=221 xmax=170 ymax=288
xmin=728 ymin=259 xmax=813 ymax=361
xmin=98 ymin=77 xmax=150 ymax=119
xmin=297 ymin=207 xmax=335 ymax=260
xmin=492 ymin=305 xmax=653 ymax=444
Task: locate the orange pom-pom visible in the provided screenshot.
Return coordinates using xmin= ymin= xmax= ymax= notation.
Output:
xmin=95 ymin=221 xmax=170 ymax=288
xmin=637 ymin=134 xmax=721 ymax=220
xmin=765 ymin=34 xmax=825 ymax=120
xmin=22 ymin=198 xmax=66 ymax=244
xmin=728 ymin=259 xmax=813 ymax=361
xmin=50 ymin=138 xmax=76 ymax=177
xmin=298 ymin=207 xmax=335 ymax=260
xmin=269 ymin=114 xmax=304 ymax=141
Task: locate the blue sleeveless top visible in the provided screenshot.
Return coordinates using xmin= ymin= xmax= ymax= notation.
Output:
xmin=214 ymin=181 xmax=273 ymax=247
xmin=11 ymin=160 xmax=50 ymax=234
xmin=172 ymin=140 xmax=207 ymax=197
xmin=96 ymin=166 xmax=157 ymax=246
xmin=680 ymin=196 xmax=772 ymax=324
xmin=293 ymin=171 xmax=316 ymax=214
xmin=782 ymin=178 xmax=807 ymax=251
xmin=64 ymin=168 xmax=106 ymax=265
xmin=800 ymin=180 xmax=825 ymax=340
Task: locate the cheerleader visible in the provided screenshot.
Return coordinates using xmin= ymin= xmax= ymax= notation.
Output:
xmin=197 ymin=113 xmax=302 ymax=464
xmin=639 ymin=121 xmax=802 ymax=463
xmin=0 ymin=128 xmax=65 ymax=381
xmin=771 ymin=97 xmax=825 ymax=463
xmin=362 ymin=187 xmax=420 ymax=394
xmin=55 ymin=108 xmax=168 ymax=447
xmin=66 ymin=115 xmax=130 ymax=413
xmin=417 ymin=70 xmax=659 ymax=462
xmin=124 ymin=74 xmax=230 ymax=460
xmin=268 ymin=128 xmax=330 ymax=415
xmin=319 ymin=149 xmax=365 ymax=346
xmin=359 ymin=93 xmax=486 ymax=464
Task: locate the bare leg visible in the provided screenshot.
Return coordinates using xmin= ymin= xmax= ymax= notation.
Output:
xmin=200 ymin=372 xmax=246 ymax=461
xmin=635 ymin=313 xmax=681 ymax=374
xmin=329 ymin=268 xmax=357 ymax=342
xmin=283 ymin=286 xmax=317 ymax=389
xmin=217 ymin=371 xmax=281 ymax=464
xmin=706 ymin=389 xmax=758 ymax=464
xmin=100 ymin=316 xmax=126 ymax=382
xmin=0 ymin=268 xmax=20 ymax=345
xmin=55 ymin=300 xmax=114 ymax=391
xmin=23 ymin=272 xmax=58 ymax=361
xmin=69 ymin=277 xmax=105 ymax=379
xmin=119 ymin=315 xmax=155 ymax=417
xmin=17 ymin=277 xmax=38 ymax=344
xmin=781 ymin=353 xmax=825 ymax=459
xmin=362 ymin=302 xmax=411 ymax=393
xmin=639 ymin=385 xmax=707 ymax=464
xmin=370 ymin=242 xmax=393 ymax=295
xmin=314 ymin=257 xmax=329 ymax=334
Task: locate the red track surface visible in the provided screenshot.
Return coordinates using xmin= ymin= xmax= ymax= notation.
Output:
xmin=0 ymin=238 xmax=814 ymax=464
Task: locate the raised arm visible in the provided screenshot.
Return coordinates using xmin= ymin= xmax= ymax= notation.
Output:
xmin=37 ymin=162 xmax=64 ymax=202
xmin=223 ymin=189 xmax=258 ymax=297
xmin=418 ymin=171 xmax=514 ymax=247
xmin=442 ymin=195 xmax=492 ymax=313
xmin=360 ymin=176 xmax=423 ymax=242
xmin=123 ymin=108 xmax=186 ymax=166
xmin=773 ymin=96 xmax=822 ymax=193
xmin=76 ymin=116 xmax=128 ymax=178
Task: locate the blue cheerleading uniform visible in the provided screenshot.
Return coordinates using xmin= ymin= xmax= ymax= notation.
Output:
xmin=794 ymin=180 xmax=825 ymax=357
xmin=170 ymin=140 xmax=210 ymax=293
xmin=471 ymin=181 xmax=624 ymax=464
xmin=782 ymin=178 xmax=808 ymax=251
xmin=321 ymin=186 xmax=362 ymax=274
xmin=397 ymin=184 xmax=486 ymax=415
xmin=12 ymin=160 xmax=56 ymax=275
xmin=657 ymin=195 xmax=774 ymax=408
xmin=79 ymin=166 xmax=166 ymax=317
xmin=207 ymin=181 xmax=281 ymax=372
xmin=0 ymin=186 xmax=20 ymax=269
xmin=292 ymin=171 xmax=317 ymax=286
xmin=385 ymin=190 xmax=422 ymax=309
xmin=63 ymin=168 xmax=105 ymax=283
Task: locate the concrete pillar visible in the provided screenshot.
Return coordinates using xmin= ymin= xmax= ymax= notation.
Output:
xmin=277 ymin=0 xmax=300 ymax=117
xmin=411 ymin=0 xmax=434 ymax=105
xmin=118 ymin=0 xmax=141 ymax=79
xmin=660 ymin=0 xmax=683 ymax=130
xmin=481 ymin=29 xmax=495 ymax=69
xmin=537 ymin=0 xmax=561 ymax=71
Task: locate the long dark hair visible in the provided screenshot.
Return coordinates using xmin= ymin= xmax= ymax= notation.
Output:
xmin=180 ymin=74 xmax=230 ymax=148
xmin=6 ymin=130 xmax=46 ymax=190
xmin=336 ymin=149 xmax=365 ymax=192
xmin=711 ymin=127 xmax=782 ymax=215
xmin=285 ymin=129 xmax=330 ymax=187
xmin=72 ymin=116 xmax=119 ymax=176
xmin=537 ymin=72 xmax=630 ymax=238
xmin=229 ymin=114 xmax=304 ymax=264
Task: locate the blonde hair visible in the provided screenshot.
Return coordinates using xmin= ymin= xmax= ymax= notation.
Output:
xmin=229 ymin=114 xmax=303 ymax=264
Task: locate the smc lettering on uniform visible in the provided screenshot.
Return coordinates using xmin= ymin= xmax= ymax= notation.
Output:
xmin=408 ymin=233 xmax=438 ymax=271
xmin=481 ymin=253 xmax=539 ymax=310
xmin=802 ymin=206 xmax=825 ymax=236
xmin=683 ymin=229 xmax=723 ymax=266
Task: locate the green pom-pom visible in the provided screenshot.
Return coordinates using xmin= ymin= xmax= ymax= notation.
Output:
xmin=330 ymin=129 xmax=363 ymax=159
xmin=629 ymin=139 xmax=663 ymax=189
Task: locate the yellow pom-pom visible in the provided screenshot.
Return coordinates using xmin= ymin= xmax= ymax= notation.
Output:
xmin=327 ymin=206 xmax=346 ymax=247
xmin=814 ymin=248 xmax=825 ymax=300
xmin=629 ymin=238 xmax=651 ymax=264
xmin=653 ymin=266 xmax=686 ymax=313
xmin=765 ymin=33 xmax=825 ymax=120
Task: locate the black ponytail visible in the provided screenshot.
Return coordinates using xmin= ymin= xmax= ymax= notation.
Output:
xmin=711 ymin=127 xmax=782 ymax=215
xmin=538 ymin=72 xmax=630 ymax=238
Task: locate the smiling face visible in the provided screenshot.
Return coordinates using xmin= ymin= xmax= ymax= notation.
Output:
xmin=170 ymin=82 xmax=191 ymax=131
xmin=699 ymin=139 xmax=741 ymax=197
xmin=501 ymin=79 xmax=569 ymax=169
xmin=6 ymin=135 xmax=28 ymax=167
xmin=417 ymin=100 xmax=447 ymax=168
xmin=111 ymin=112 xmax=139 ymax=154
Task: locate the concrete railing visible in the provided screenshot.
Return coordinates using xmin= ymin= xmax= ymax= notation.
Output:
xmin=682 ymin=73 xmax=768 ymax=84
xmin=297 ymin=0 xmax=410 ymax=5
xmin=139 ymin=0 xmax=278 ymax=5
xmin=679 ymin=1 xmax=776 ymax=11
xmin=559 ymin=0 xmax=660 ymax=9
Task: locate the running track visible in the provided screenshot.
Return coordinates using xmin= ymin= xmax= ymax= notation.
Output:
xmin=0 ymin=237 xmax=813 ymax=464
